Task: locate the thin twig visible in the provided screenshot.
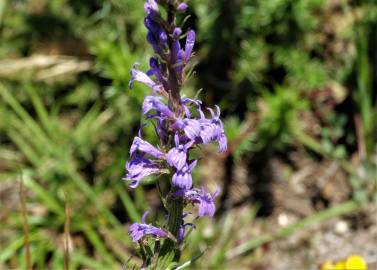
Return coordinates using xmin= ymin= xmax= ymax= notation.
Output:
xmin=19 ymin=175 xmax=32 ymax=270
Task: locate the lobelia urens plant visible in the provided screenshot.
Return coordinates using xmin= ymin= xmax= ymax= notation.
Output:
xmin=124 ymin=0 xmax=227 ymax=268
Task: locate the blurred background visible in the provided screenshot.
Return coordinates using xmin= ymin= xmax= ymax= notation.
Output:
xmin=0 ymin=0 xmax=376 ymax=269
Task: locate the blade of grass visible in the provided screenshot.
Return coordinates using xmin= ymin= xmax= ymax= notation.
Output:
xmin=24 ymin=83 xmax=58 ymax=140
xmin=70 ymin=249 xmax=109 ymax=269
xmin=23 ymin=174 xmax=64 ymax=215
xmin=19 ymin=175 xmax=32 ymax=270
xmin=82 ymin=225 xmax=117 ymax=266
xmin=0 ymin=233 xmax=38 ymax=264
xmin=64 ymin=194 xmax=71 ymax=270
xmin=225 ymin=200 xmax=362 ymax=259
xmin=6 ymin=129 xmax=41 ymax=167
xmin=115 ymin=184 xmax=140 ymax=223
xmin=0 ymin=83 xmax=51 ymax=148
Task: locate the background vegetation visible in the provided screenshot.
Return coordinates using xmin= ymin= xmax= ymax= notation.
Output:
xmin=0 ymin=0 xmax=376 ymax=269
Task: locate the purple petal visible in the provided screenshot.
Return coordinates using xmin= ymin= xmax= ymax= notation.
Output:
xmin=144 ymin=0 xmax=159 ymax=15
xmin=142 ymin=96 xmax=174 ymax=117
xmin=129 ymin=64 xmax=157 ymax=89
xmin=177 ymin=3 xmax=188 ymax=12
xmin=130 ymin=136 xmax=165 ymax=159
xmin=172 ymin=165 xmax=193 ymax=190
xmin=173 ymin=27 xmax=182 ymax=39
xmin=129 ymin=223 xmax=167 ymax=242
xmin=218 ymin=132 xmax=228 ymax=153
xmin=184 ymin=30 xmax=196 ymax=61
xmin=167 ymin=147 xmax=187 ymax=170
xmin=124 ymin=155 xmax=163 ymax=188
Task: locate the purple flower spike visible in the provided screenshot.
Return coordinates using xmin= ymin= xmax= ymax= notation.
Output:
xmin=184 ymin=30 xmax=196 ymax=62
xmin=129 ymin=64 xmax=158 ymax=90
xmin=124 ymin=155 xmax=163 ymax=188
xmin=167 ymin=134 xmax=194 ymax=170
xmin=130 ymin=136 xmax=165 ymax=159
xmin=125 ymin=0 xmax=227 ymax=251
xmin=172 ymin=160 xmax=197 ymax=190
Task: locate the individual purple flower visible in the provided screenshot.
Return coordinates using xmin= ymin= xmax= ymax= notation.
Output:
xmin=146 ymin=31 xmax=160 ymax=53
xmin=167 ymin=133 xmax=194 ymax=170
xmin=197 ymin=187 xmax=219 ymax=217
xmin=144 ymin=0 xmax=159 ymax=15
xmin=181 ymin=97 xmax=202 ymax=117
xmin=173 ymin=27 xmax=182 ymax=39
xmin=129 ymin=64 xmax=162 ymax=94
xmin=129 ymin=212 xmax=168 ymax=242
xmin=159 ymin=31 xmax=168 ymax=47
xmin=172 ymin=160 xmax=197 ymax=190
xmin=184 ymin=30 xmax=196 ymax=62
xmin=144 ymin=17 xmax=160 ymax=34
xmin=130 ymin=136 xmax=165 ymax=159
xmin=177 ymin=3 xmax=188 ymax=12
xmin=197 ymin=105 xmax=227 ymax=152
xmin=142 ymin=96 xmax=174 ymax=118
xmin=172 ymin=118 xmax=201 ymax=140
xmin=124 ymin=155 xmax=164 ymax=188
xmin=174 ymin=187 xmax=219 ymax=217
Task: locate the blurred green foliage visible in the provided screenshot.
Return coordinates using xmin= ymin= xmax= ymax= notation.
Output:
xmin=0 ymin=0 xmax=376 ymax=268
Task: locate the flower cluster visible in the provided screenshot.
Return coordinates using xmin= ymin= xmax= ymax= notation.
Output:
xmin=124 ymin=0 xmax=227 ymax=255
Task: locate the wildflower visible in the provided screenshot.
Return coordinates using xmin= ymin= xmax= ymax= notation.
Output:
xmin=130 ymin=136 xmax=165 ymax=159
xmin=172 ymin=118 xmax=201 ymax=140
xmin=124 ymin=155 xmax=164 ymax=188
xmin=129 ymin=64 xmax=162 ymax=94
xmin=320 ymin=255 xmax=367 ymax=270
xmin=177 ymin=3 xmax=188 ymax=12
xmin=173 ymin=27 xmax=182 ymax=39
xmin=167 ymin=133 xmax=194 ymax=170
xmin=174 ymin=187 xmax=220 ymax=217
xmin=172 ymin=160 xmax=197 ymax=190
xmin=142 ymin=96 xmax=174 ymax=118
xmin=197 ymin=187 xmax=219 ymax=217
xmin=184 ymin=30 xmax=196 ymax=62
xmin=144 ymin=0 xmax=159 ymax=16
xmin=125 ymin=0 xmax=227 ymax=264
xmin=129 ymin=212 xmax=168 ymax=242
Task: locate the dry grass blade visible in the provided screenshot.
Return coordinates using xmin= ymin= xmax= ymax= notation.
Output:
xmin=19 ymin=175 xmax=32 ymax=270
xmin=0 ymin=54 xmax=92 ymax=83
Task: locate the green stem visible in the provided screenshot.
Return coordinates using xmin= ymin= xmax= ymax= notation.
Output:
xmin=225 ymin=200 xmax=362 ymax=259
xmin=157 ymin=196 xmax=183 ymax=268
